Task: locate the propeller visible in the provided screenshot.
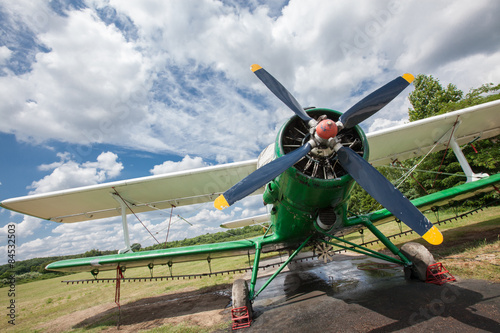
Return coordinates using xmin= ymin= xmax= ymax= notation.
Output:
xmin=335 ymin=145 xmax=442 ymax=245
xmin=338 ymin=74 xmax=414 ymax=129
xmin=214 ymin=142 xmax=313 ymax=210
xmin=251 ymin=64 xmax=314 ymax=124
xmin=214 ymin=64 xmax=443 ymax=245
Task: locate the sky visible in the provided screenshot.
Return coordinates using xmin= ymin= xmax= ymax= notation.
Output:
xmin=1 ymin=0 xmax=499 ymax=263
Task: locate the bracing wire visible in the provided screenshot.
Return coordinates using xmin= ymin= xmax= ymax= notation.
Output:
xmin=112 ymin=188 xmax=161 ymax=245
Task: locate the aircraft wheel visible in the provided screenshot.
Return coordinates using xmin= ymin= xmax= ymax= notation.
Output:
xmin=400 ymin=242 xmax=436 ymax=281
xmin=232 ymin=279 xmax=253 ymax=318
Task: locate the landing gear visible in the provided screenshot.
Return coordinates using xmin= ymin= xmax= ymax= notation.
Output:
xmin=400 ymin=242 xmax=436 ymax=281
xmin=232 ymin=279 xmax=253 ymax=318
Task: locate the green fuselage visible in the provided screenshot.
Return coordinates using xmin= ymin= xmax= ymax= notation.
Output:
xmin=262 ymin=108 xmax=368 ymax=243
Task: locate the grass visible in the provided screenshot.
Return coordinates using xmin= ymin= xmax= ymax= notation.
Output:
xmin=438 ymin=238 xmax=500 ymax=282
xmin=342 ymin=205 xmax=500 ymax=282
xmin=0 ymin=251 xmax=267 ymax=332
xmin=0 ymin=205 xmax=498 ymax=332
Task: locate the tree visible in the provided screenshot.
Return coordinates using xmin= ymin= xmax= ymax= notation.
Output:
xmin=408 ymin=75 xmax=463 ymax=121
xmin=84 ymin=249 xmax=102 ymax=257
xmin=404 ymin=75 xmax=499 ymax=204
xmin=441 ymin=82 xmax=500 ymax=113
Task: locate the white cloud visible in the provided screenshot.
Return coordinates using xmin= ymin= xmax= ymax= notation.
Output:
xmin=368 ymin=117 xmax=407 ymax=133
xmin=94 ymin=151 xmax=124 ymax=178
xmin=150 ymin=155 xmax=208 ymax=175
xmin=0 ymin=214 xmax=42 ymax=239
xmin=28 ymin=151 xmax=123 ymax=194
xmin=16 ymin=218 xmax=123 ymax=259
xmin=0 ymin=6 xmax=152 ymax=147
xmin=2 ymin=1 xmax=499 ymax=163
xmin=2 ymin=0 xmax=500 ymax=262
xmin=0 ymin=214 xmax=45 ymax=263
xmin=16 ymin=215 xmax=43 ymax=237
xmin=0 ymin=46 xmax=12 ymax=65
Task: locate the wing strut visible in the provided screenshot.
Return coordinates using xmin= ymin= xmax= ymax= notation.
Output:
xmin=111 ymin=193 xmax=133 ymax=254
xmin=432 ymin=118 xmax=488 ymax=183
xmin=448 ymin=134 xmax=488 ymax=182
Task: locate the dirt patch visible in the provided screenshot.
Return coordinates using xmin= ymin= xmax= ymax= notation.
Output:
xmin=38 ymin=284 xmax=233 ymax=332
xmin=38 ymin=303 xmax=117 ymax=333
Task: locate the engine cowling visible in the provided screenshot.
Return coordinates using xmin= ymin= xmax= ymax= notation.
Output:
xmin=260 ymin=108 xmax=369 ymax=237
xmin=280 ymin=108 xmax=368 ymax=180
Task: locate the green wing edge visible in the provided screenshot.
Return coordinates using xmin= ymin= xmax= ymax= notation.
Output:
xmin=349 ymin=173 xmax=500 ymax=226
xmin=46 ymin=238 xmax=259 ymax=273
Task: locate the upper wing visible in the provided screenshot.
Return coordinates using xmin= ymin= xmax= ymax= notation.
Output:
xmin=0 ymin=160 xmax=262 ymax=223
xmin=367 ymin=100 xmax=500 ymax=166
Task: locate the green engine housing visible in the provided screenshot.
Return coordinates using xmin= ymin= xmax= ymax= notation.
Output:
xmin=262 ymin=108 xmax=369 ymax=241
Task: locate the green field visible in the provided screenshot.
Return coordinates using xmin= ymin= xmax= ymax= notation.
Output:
xmin=1 ymin=205 xmax=499 ymax=332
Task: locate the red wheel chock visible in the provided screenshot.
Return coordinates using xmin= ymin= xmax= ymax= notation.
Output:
xmin=231 ymin=306 xmax=252 ymax=330
xmin=426 ymin=262 xmax=456 ymax=285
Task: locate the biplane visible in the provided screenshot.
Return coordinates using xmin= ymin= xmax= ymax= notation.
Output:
xmin=2 ymin=65 xmax=500 ymax=320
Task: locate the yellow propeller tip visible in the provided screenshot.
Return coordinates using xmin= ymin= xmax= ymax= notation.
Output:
xmin=402 ymin=73 xmax=415 ymax=83
xmin=422 ymin=225 xmax=443 ymax=245
xmin=214 ymin=194 xmax=230 ymax=210
xmin=251 ymin=64 xmax=262 ymax=72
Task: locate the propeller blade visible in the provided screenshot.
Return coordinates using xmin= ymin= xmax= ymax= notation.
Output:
xmin=336 ymin=146 xmax=442 ymax=245
xmin=215 ymin=142 xmax=312 ymax=210
xmin=339 ymin=74 xmax=414 ymax=129
xmin=251 ymin=64 xmax=313 ymax=123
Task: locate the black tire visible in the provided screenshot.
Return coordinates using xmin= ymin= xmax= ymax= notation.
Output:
xmin=404 ymin=265 xmax=414 ymax=280
xmin=232 ymin=279 xmax=253 ymax=319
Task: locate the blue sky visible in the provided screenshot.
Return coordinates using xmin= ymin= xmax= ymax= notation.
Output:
xmin=1 ymin=0 xmax=500 ymax=262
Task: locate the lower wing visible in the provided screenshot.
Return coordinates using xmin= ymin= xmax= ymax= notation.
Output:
xmin=46 ymin=238 xmax=258 ymax=273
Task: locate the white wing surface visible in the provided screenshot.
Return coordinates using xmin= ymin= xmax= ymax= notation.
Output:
xmin=1 ymin=160 xmax=261 ymax=223
xmin=367 ymin=100 xmax=500 ymax=166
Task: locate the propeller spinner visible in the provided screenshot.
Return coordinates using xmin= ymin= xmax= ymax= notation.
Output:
xmin=214 ymin=65 xmax=442 ymax=245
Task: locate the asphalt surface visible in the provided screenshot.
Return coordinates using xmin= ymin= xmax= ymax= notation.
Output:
xmin=238 ymin=253 xmax=500 ymax=332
